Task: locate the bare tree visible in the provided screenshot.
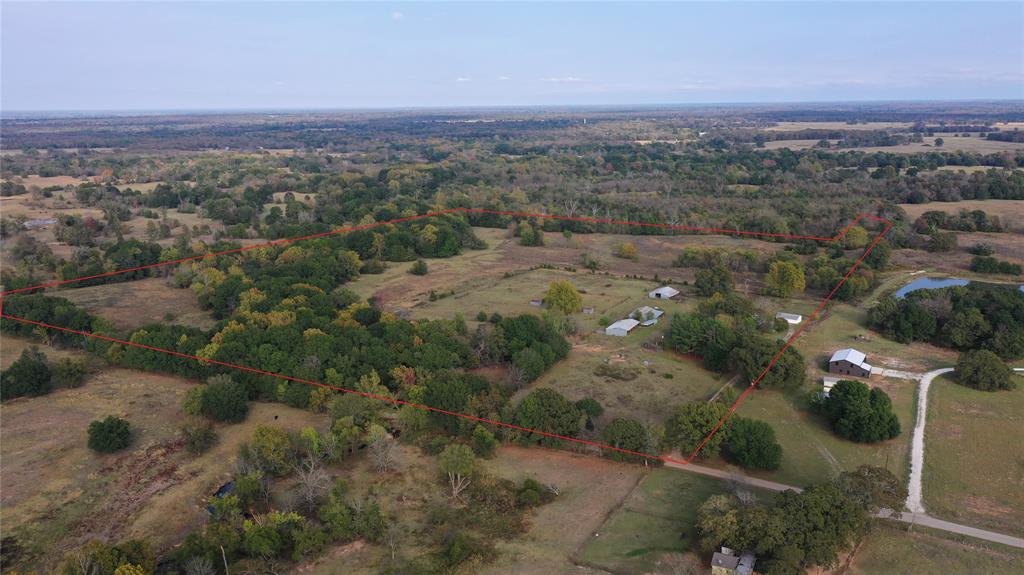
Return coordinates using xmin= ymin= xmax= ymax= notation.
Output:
xmin=184 ymin=556 xmax=216 ymax=575
xmin=506 ymin=364 xmax=526 ymax=390
xmin=293 ymin=456 xmax=330 ymax=512
xmin=72 ymin=552 xmax=98 ymax=575
xmin=545 ymin=483 xmax=561 ymax=496
xmin=370 ymin=431 xmax=398 ymax=473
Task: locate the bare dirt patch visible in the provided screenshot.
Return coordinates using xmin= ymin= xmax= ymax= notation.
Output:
xmin=57 ymin=277 xmax=217 ymax=331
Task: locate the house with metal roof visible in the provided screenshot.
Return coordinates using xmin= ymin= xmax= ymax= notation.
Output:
xmin=648 ymin=285 xmax=679 ymax=300
xmin=604 ymin=318 xmax=640 ymax=337
xmin=829 ymin=348 xmax=872 ymax=378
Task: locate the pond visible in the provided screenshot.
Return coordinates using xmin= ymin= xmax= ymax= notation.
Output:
xmin=895 ymin=277 xmax=1024 ymax=299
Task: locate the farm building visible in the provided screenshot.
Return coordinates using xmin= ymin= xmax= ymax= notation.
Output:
xmin=630 ymin=305 xmax=664 ymax=323
xmin=775 ymin=312 xmax=802 ymax=325
xmin=829 ymin=348 xmax=872 ymax=378
xmin=711 ymin=547 xmax=756 ymax=575
xmin=822 ymin=376 xmax=840 ymax=396
xmin=605 ymin=318 xmax=640 ymax=337
xmin=648 ymin=285 xmax=679 ymax=300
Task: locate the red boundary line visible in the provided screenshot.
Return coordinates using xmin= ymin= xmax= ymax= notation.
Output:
xmin=0 ymin=208 xmax=892 ymax=465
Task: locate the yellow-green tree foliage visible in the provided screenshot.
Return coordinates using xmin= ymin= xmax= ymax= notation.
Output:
xmin=766 ymin=261 xmax=806 ymax=297
xmin=545 ymin=280 xmax=583 ymax=314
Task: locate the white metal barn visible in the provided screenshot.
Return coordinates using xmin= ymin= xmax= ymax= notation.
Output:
xmin=648 ymin=286 xmax=679 ymax=300
xmin=775 ymin=312 xmax=803 ymax=325
xmin=605 ymin=318 xmax=640 ymax=337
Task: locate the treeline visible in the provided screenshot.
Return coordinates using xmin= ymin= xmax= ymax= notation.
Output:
xmin=869 ymin=283 xmax=1024 ymax=359
xmin=697 ymin=466 xmax=906 ymax=573
xmin=913 ymin=209 xmax=1003 ymax=233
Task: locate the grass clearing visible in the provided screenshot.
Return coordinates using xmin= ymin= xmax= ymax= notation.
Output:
xmin=577 ymin=468 xmax=768 ymax=574
xmin=923 ymin=374 xmax=1024 ymax=538
xmin=479 ymin=446 xmax=647 ymax=575
xmin=56 ymin=277 xmax=218 ymax=331
xmin=849 ymin=522 xmax=1024 ymax=575
xmin=729 ymin=376 xmax=916 ymax=487
xmin=898 ymin=199 xmax=1024 ymax=222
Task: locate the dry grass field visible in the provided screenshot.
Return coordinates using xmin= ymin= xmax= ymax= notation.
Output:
xmin=764 ymin=122 xmax=911 ymax=131
xmin=56 ymin=277 xmax=218 ymax=331
xmin=0 ymin=344 xmax=327 ymax=571
xmin=923 ymin=375 xmax=1024 ymax=538
xmin=847 ymin=523 xmax=1024 ymax=575
xmin=762 ymin=135 xmax=1024 ymax=154
xmin=898 ymin=199 xmax=1024 ymax=221
xmin=1 ymin=174 xmax=92 ymax=188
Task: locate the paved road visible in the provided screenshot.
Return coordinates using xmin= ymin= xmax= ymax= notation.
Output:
xmin=663 ymin=459 xmax=1024 ymax=549
xmin=906 ymin=367 xmax=955 ymax=513
xmin=879 ymin=511 xmax=1024 ymax=549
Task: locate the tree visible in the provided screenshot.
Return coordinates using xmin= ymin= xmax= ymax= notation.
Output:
xmin=694 ymin=261 xmax=734 ymax=297
xmin=667 ymin=401 xmax=732 ymax=459
xmin=575 ymin=397 xmax=604 ymax=430
xmin=765 ymin=260 xmax=805 ymax=297
xmin=820 ymin=380 xmax=901 ymax=442
xmin=88 ymin=416 xmax=132 ymax=453
xmin=1 ymin=346 xmax=52 ymax=400
xmin=601 ymin=417 xmax=653 ymax=462
xmin=201 ymin=376 xmax=249 ymax=423
xmin=935 ymin=137 xmax=944 ymax=147
xmin=614 ymin=241 xmax=638 ymax=260
xmin=956 ymin=350 xmax=1015 ymax=391
xmin=438 ymin=443 xmax=475 ymax=500
xmin=544 ymin=280 xmax=583 ymax=314
xmin=514 ymin=388 xmax=583 ymax=444
xmin=732 ymin=336 xmax=805 ymax=389
xmin=409 ymin=259 xmax=428 ymax=275
xmin=835 ymin=465 xmax=906 ymax=512
xmin=843 ymin=226 xmax=869 ymax=249
xmin=368 ymin=424 xmax=398 ymax=473
xmin=724 ymin=418 xmax=783 ymax=470
xmin=471 ymin=425 xmax=499 ymax=457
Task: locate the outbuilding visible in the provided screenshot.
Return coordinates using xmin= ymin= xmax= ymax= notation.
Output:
xmin=648 ymin=286 xmax=679 ymax=300
xmin=605 ymin=318 xmax=640 ymax=337
xmin=829 ymin=348 xmax=872 ymax=378
xmin=775 ymin=312 xmax=803 ymax=325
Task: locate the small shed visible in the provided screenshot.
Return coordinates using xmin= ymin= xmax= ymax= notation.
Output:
xmin=631 ymin=306 xmax=664 ymax=322
xmin=775 ymin=312 xmax=803 ymax=325
xmin=648 ymin=286 xmax=679 ymax=300
xmin=605 ymin=318 xmax=640 ymax=337
xmin=822 ymin=376 xmax=840 ymax=397
xmin=829 ymin=348 xmax=872 ymax=378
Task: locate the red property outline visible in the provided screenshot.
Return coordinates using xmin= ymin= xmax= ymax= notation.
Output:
xmin=0 ymin=208 xmax=892 ymax=465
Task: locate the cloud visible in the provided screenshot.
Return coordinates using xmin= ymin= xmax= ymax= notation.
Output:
xmin=497 ymin=76 xmax=510 ymax=81
xmin=391 ymin=11 xmax=404 ymax=21
xmin=455 ymin=77 xmax=472 ymax=83
xmin=541 ymin=76 xmax=584 ymax=83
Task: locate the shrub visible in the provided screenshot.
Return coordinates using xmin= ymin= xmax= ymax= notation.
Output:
xmin=724 ymin=418 xmax=783 ymax=470
xmin=52 ymin=358 xmax=89 ymax=388
xmin=472 ymin=425 xmax=499 ymax=458
xmin=601 ymin=417 xmax=652 ymax=462
xmin=1 ymin=346 xmax=53 ymax=400
xmin=410 ymin=259 xmax=429 ymax=275
xmin=575 ymin=397 xmax=604 ymax=430
xmin=88 ymin=416 xmax=132 ymax=453
xmin=956 ymin=350 xmax=1016 ymax=391
xmin=182 ymin=422 xmax=218 ymax=455
xmin=201 ymin=378 xmax=249 ymax=423
xmin=181 ymin=385 xmax=206 ymax=416
xmin=613 ymin=242 xmax=638 ymax=260
xmin=476 ymin=311 xmax=488 ymax=322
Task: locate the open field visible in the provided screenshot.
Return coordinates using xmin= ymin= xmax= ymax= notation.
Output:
xmin=923 ymin=375 xmax=1024 ymax=538
xmin=1 ymin=174 xmax=92 ymax=188
xmin=898 ymin=199 xmax=1024 ymax=221
xmin=1 ymin=335 xmax=89 ymax=369
xmin=0 ymin=349 xmax=327 ymax=571
xmin=847 ymin=522 xmax=1024 ymax=575
xmin=764 ymin=121 xmax=912 ymax=131
xmin=730 ymin=376 xmax=916 ymax=487
xmin=57 ymin=277 xmax=218 ymax=331
xmin=347 ymin=226 xmax=787 ymax=314
xmin=762 ymin=136 xmax=1024 ymax=154
xmin=795 ymin=302 xmax=958 ymax=373
xmin=480 ymin=447 xmax=647 ymax=575
xmin=577 ymin=468 xmax=770 ymax=574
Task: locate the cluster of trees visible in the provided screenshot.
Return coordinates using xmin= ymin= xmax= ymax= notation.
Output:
xmin=914 ymin=209 xmax=1003 ymax=233
xmin=970 ymin=255 xmax=1021 ymax=276
xmin=812 ymin=380 xmax=901 ymax=443
xmin=869 ymin=284 xmax=1024 ymax=359
xmin=0 ymin=346 xmax=90 ymax=401
xmin=956 ymin=350 xmax=1017 ymax=391
xmin=665 ymin=311 xmax=805 ymax=387
xmin=667 ymin=400 xmax=783 ymax=469
xmin=696 ymin=466 xmax=906 ymax=574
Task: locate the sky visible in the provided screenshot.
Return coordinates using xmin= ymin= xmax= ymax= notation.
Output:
xmin=2 ymin=1 xmax=1022 ymax=111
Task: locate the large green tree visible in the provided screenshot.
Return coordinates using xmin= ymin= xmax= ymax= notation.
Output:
xmin=724 ymin=418 xmax=783 ymax=470
xmin=667 ymin=401 xmax=732 ymax=459
xmin=956 ymin=350 xmax=1015 ymax=391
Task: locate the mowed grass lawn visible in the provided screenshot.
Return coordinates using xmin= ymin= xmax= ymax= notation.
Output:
xmin=577 ymin=468 xmax=772 ymax=574
xmin=923 ymin=374 xmax=1024 ymax=538
xmin=850 ymin=523 xmax=1024 ymax=575
xmin=795 ymin=302 xmax=958 ymax=373
xmin=730 ymin=376 xmax=917 ymax=488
